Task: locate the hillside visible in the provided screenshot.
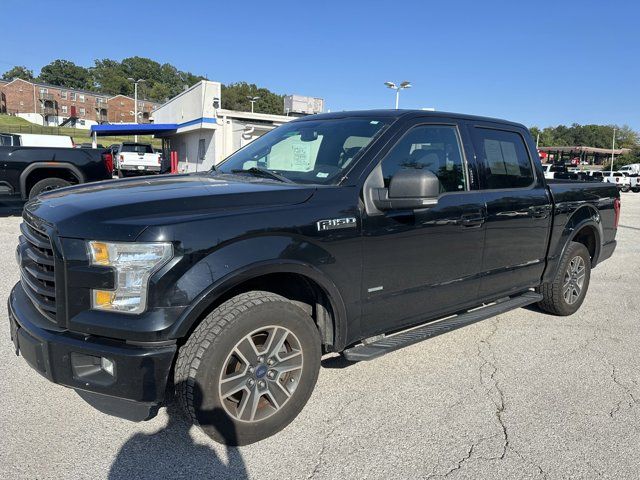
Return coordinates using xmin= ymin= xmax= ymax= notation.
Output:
xmin=0 ymin=115 xmax=160 ymax=147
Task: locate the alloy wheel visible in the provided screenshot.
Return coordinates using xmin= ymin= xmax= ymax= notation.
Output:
xmin=218 ymin=326 xmax=304 ymax=423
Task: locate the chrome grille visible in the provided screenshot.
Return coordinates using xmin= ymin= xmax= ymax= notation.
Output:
xmin=18 ymin=217 xmax=57 ymax=322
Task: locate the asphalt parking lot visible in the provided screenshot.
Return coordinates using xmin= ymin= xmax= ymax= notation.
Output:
xmin=1 ymin=193 xmax=639 ymax=480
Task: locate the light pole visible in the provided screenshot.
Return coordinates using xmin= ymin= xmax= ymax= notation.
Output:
xmin=128 ymin=78 xmax=145 ymax=141
xmin=610 ymin=127 xmax=617 ymax=176
xmin=247 ymin=95 xmax=260 ymax=113
xmin=384 ymin=81 xmax=412 ymax=109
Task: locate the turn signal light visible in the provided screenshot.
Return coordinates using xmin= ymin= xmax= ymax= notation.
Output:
xmin=89 ymin=242 xmax=110 ymax=265
xmin=94 ymin=290 xmax=115 ymax=307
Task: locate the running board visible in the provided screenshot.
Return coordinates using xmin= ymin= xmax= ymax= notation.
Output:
xmin=343 ymin=291 xmax=542 ymax=362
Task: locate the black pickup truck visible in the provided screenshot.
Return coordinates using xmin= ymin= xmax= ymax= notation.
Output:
xmin=8 ymin=110 xmax=619 ymax=446
xmin=0 ymin=144 xmax=113 ymax=199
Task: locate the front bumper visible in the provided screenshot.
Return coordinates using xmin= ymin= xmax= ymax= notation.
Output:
xmin=8 ymin=283 xmax=177 ymax=421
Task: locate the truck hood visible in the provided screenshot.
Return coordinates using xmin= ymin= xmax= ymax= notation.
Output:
xmin=25 ymin=173 xmax=316 ymax=241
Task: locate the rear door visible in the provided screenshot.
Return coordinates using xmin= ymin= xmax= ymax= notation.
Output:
xmin=466 ymin=123 xmax=552 ymax=300
xmin=360 ymin=119 xmax=487 ymax=337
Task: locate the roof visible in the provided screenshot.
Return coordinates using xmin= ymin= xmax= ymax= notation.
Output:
xmin=290 ymin=109 xmax=526 ymax=128
xmin=90 ymin=123 xmax=177 ymax=136
xmin=0 ymin=77 xmax=160 ymax=104
xmin=538 ymin=145 xmax=631 ymax=155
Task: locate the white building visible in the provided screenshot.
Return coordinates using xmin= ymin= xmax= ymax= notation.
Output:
xmin=152 ymin=80 xmax=300 ymax=173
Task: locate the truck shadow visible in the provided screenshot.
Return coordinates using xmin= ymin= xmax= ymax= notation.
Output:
xmin=108 ymin=383 xmax=248 ymax=480
xmin=0 ymin=199 xmax=25 ymax=217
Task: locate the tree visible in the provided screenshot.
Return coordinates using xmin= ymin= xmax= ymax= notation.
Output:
xmin=91 ymin=59 xmax=131 ymax=96
xmin=221 ymin=82 xmax=284 ymax=115
xmin=530 ymin=123 xmax=640 ymax=150
xmin=1 ymin=65 xmax=34 ymax=81
xmin=38 ymin=59 xmax=91 ymax=89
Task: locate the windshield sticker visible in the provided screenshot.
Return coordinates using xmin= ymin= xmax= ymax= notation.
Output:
xmin=316 ymin=172 xmax=329 ymax=178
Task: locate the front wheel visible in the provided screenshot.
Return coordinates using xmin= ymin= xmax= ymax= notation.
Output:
xmin=174 ymin=291 xmax=321 ymax=446
xmin=537 ymin=241 xmax=591 ymax=316
xmin=28 ymin=177 xmax=71 ymax=199
xmin=621 ymin=185 xmax=630 ymax=192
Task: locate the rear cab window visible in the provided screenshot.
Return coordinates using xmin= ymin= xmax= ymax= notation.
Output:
xmin=470 ymin=127 xmax=534 ymax=189
xmin=121 ymin=144 xmax=153 ymax=154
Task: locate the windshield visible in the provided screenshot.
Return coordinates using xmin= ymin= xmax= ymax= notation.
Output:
xmin=216 ymin=117 xmax=392 ymax=184
xmin=121 ymin=144 xmax=153 ymax=154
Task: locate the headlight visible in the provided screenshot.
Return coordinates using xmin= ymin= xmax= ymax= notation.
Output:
xmin=88 ymin=241 xmax=173 ymax=314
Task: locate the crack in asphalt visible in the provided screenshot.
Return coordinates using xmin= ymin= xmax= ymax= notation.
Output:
xmin=306 ymin=394 xmax=363 ymax=479
xmin=476 ymin=319 xmax=549 ymax=478
xmin=478 ymin=320 xmax=509 ymax=460
xmin=605 ymin=357 xmax=638 ymax=418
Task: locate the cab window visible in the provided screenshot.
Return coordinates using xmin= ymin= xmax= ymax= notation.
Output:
xmin=380 ymin=125 xmax=466 ymax=192
xmin=471 ymin=128 xmax=534 ymax=189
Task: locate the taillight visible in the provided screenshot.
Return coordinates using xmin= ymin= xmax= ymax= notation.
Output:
xmin=614 ymin=197 xmax=621 ymax=229
xmin=102 ymin=153 xmax=113 ymax=175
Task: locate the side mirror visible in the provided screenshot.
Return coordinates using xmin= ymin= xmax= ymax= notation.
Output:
xmin=373 ymin=169 xmax=440 ymax=210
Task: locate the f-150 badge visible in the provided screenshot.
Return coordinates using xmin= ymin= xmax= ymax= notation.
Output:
xmin=316 ymin=217 xmax=357 ymax=231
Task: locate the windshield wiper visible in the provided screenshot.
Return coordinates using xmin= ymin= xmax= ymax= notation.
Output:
xmin=230 ymin=167 xmax=293 ymax=183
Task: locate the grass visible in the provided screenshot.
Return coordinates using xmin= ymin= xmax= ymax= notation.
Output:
xmin=0 ymin=114 xmax=161 ymax=148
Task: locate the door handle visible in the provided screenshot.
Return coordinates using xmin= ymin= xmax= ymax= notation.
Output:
xmin=528 ymin=205 xmax=551 ymax=219
xmin=461 ymin=212 xmax=485 ymax=227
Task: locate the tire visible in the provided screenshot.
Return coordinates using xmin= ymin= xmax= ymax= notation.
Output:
xmin=537 ymin=241 xmax=591 ymax=316
xmin=174 ymin=291 xmax=322 ymax=446
xmin=117 ymin=170 xmax=127 ymax=178
xmin=632 ymin=188 xmax=640 ymax=193
xmin=28 ymin=177 xmax=71 ymax=199
xmin=621 ymin=185 xmax=630 ymax=192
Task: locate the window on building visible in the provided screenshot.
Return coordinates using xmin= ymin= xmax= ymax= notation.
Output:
xmin=380 ymin=124 xmax=467 ymax=192
xmin=40 ymin=88 xmax=48 ymax=94
xmin=19 ymin=101 xmax=24 ymax=106
xmin=79 ymin=107 xmax=86 ymax=116
xmin=61 ymin=105 xmax=68 ymax=114
xmin=198 ymin=139 xmax=206 ymax=160
xmin=138 ymin=102 xmax=144 ymax=108
xmin=70 ymin=92 xmax=77 ymax=101
xmin=120 ymin=101 xmax=124 ymax=106
xmin=61 ymin=91 xmax=67 ymax=99
xmin=470 ymin=128 xmax=534 ymax=189
xmin=79 ymin=94 xmax=85 ymax=103
xmin=120 ymin=112 xmax=125 ymax=117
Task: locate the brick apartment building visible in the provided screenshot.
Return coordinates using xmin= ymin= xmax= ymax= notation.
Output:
xmin=0 ymin=78 xmax=159 ymax=129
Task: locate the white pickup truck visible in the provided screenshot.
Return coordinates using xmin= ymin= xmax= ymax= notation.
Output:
xmin=112 ymin=142 xmax=161 ymax=177
xmin=603 ymin=171 xmax=631 ymax=192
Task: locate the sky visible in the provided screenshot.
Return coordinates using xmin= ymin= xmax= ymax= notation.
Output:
xmin=2 ymin=0 xmax=638 ymax=129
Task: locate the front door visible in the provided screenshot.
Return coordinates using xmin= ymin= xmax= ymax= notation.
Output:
xmin=360 ymin=122 xmax=487 ymax=337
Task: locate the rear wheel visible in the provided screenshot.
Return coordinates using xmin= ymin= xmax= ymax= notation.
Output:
xmin=174 ymin=291 xmax=321 ymax=446
xmin=28 ymin=177 xmax=71 ymax=199
xmin=537 ymin=241 xmax=591 ymax=316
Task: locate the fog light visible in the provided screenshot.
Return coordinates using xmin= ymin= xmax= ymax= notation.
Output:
xmin=71 ymin=353 xmax=116 ymax=386
xmin=101 ymin=357 xmax=115 ymax=376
